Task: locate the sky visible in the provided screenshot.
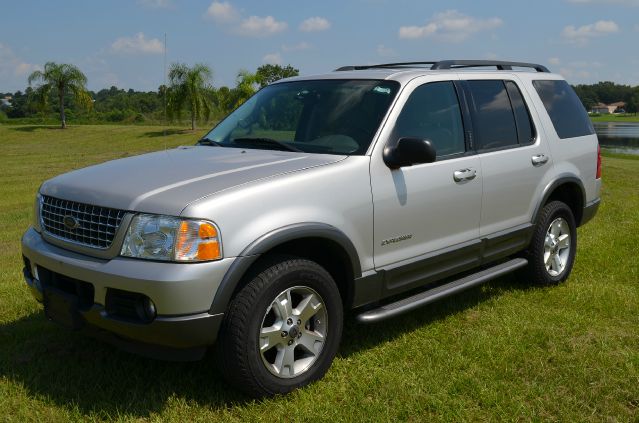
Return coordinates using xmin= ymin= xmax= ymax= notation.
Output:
xmin=1 ymin=0 xmax=638 ymax=93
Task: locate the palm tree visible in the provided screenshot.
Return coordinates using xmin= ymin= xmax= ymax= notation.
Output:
xmin=28 ymin=62 xmax=92 ymax=128
xmin=167 ymin=63 xmax=213 ymax=130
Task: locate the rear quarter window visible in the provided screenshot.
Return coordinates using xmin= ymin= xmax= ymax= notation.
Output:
xmin=532 ymin=80 xmax=595 ymax=139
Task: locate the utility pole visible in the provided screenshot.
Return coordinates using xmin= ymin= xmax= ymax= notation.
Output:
xmin=163 ymin=32 xmax=167 ymax=139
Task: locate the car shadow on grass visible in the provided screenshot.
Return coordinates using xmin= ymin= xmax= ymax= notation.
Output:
xmin=8 ymin=125 xmax=64 ymax=132
xmin=0 ymin=312 xmax=250 ymax=418
xmin=142 ymin=129 xmax=198 ymax=138
xmin=0 ymin=272 xmax=536 ymax=418
xmin=339 ymin=272 xmax=536 ymax=357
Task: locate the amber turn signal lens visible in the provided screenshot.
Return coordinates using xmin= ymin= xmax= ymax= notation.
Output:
xmin=197 ymin=241 xmax=221 ymax=260
xmin=198 ymin=223 xmax=217 ymax=239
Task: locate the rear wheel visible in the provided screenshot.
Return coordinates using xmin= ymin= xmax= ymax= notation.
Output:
xmin=525 ymin=201 xmax=577 ymax=285
xmin=217 ymin=258 xmax=343 ymax=397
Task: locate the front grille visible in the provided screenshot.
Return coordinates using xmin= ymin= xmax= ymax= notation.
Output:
xmin=40 ymin=195 xmax=126 ymax=249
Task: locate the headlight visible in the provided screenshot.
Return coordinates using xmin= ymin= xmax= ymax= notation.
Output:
xmin=120 ymin=214 xmax=222 ymax=262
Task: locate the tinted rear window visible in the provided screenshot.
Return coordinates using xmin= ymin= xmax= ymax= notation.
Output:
xmin=532 ymin=80 xmax=594 ymax=139
xmin=467 ymin=80 xmax=518 ymax=150
xmin=505 ymin=81 xmax=535 ymax=144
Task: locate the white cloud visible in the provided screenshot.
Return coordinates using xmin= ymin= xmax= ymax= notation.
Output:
xmin=111 ymin=33 xmax=164 ymax=54
xmin=299 ymin=17 xmax=331 ymax=32
xmin=548 ymin=57 xmax=561 ymax=65
xmin=238 ymin=15 xmax=287 ymax=36
xmin=281 ymin=42 xmax=310 ymax=52
xmin=204 ymin=1 xmax=239 ymax=23
xmin=0 ymin=42 xmax=39 ymax=82
xmin=376 ymin=44 xmax=395 ymax=57
xmin=567 ymin=0 xmax=639 ymax=5
xmin=398 ymin=10 xmax=503 ymax=42
xmin=262 ymin=52 xmax=283 ymax=65
xmin=137 ymin=0 xmax=172 ymax=8
xmin=561 ymin=20 xmax=619 ymax=44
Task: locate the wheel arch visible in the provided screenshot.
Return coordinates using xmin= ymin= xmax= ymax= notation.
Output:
xmin=209 ymin=223 xmax=362 ymax=315
xmin=533 ymin=176 xmax=586 ymax=227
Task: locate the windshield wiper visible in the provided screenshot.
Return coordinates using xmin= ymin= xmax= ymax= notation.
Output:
xmin=232 ymin=137 xmax=302 ymax=152
xmin=197 ymin=137 xmax=223 ymax=147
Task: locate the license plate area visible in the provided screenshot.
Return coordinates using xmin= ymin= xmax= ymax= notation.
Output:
xmin=43 ymin=287 xmax=85 ymax=330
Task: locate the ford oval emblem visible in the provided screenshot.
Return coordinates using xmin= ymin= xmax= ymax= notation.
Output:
xmin=63 ymin=215 xmax=81 ymax=230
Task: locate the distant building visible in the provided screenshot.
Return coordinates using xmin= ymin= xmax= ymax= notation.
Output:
xmin=0 ymin=96 xmax=12 ymax=108
xmin=591 ymin=101 xmax=626 ymax=114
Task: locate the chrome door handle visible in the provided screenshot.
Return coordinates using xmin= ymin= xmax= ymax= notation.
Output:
xmin=531 ymin=154 xmax=549 ymax=166
xmin=453 ymin=168 xmax=477 ymax=182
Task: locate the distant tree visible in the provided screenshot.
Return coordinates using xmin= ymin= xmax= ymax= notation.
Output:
xmin=255 ymin=64 xmax=299 ymax=88
xmin=166 ymin=63 xmax=213 ymax=130
xmin=230 ymin=70 xmax=260 ymax=109
xmin=27 ymin=62 xmax=92 ymax=128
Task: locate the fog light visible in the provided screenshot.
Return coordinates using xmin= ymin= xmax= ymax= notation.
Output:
xmin=136 ymin=297 xmax=157 ymax=323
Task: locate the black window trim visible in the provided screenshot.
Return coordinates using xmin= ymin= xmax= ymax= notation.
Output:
xmin=460 ymin=79 xmax=539 ymax=154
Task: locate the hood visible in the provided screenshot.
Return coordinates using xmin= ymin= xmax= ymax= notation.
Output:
xmin=41 ymin=146 xmax=346 ymax=216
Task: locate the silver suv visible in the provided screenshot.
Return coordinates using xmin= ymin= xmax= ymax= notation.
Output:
xmin=21 ymin=60 xmax=601 ymax=396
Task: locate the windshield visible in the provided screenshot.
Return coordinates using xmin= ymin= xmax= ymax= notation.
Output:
xmin=203 ymin=79 xmax=400 ymax=155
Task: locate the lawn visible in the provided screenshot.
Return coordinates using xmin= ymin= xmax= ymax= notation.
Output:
xmin=590 ymin=114 xmax=639 ymax=123
xmin=1 ymin=125 xmax=638 ymax=422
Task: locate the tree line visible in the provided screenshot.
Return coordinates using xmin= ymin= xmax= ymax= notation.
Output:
xmin=573 ymin=81 xmax=639 ymax=114
xmin=0 ymin=62 xmax=298 ymax=129
xmin=1 ymin=62 xmax=638 ymax=129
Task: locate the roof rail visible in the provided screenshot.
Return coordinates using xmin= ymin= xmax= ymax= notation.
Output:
xmin=335 ymin=62 xmax=437 ymax=71
xmin=431 ymin=60 xmax=549 ymax=72
xmin=334 ymin=60 xmax=550 ymax=73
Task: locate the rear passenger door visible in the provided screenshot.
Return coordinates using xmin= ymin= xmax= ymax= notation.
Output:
xmin=463 ymin=77 xmax=555 ymax=243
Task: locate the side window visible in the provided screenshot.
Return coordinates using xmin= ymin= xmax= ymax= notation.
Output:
xmin=532 ymin=80 xmax=595 ymax=139
xmin=394 ymin=81 xmax=465 ymax=158
xmin=505 ymin=81 xmax=535 ymax=144
xmin=467 ymin=80 xmax=518 ymax=150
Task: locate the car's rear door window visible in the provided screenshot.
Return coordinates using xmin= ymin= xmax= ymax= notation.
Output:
xmin=466 ymin=80 xmax=519 ymax=150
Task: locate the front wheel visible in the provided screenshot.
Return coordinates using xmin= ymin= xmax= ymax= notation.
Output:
xmin=217 ymin=258 xmax=343 ymax=397
xmin=525 ymin=201 xmax=577 ymax=285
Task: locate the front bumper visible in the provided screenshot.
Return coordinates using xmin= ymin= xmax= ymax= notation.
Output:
xmin=21 ymin=227 xmax=234 ymax=356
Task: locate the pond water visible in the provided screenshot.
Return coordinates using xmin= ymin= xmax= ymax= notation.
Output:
xmin=593 ymin=121 xmax=639 ymax=155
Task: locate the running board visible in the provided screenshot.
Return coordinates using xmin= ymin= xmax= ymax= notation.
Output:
xmin=356 ymin=258 xmax=528 ymax=323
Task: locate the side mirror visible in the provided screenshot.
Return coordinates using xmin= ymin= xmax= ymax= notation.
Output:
xmin=383 ymin=138 xmax=436 ymax=169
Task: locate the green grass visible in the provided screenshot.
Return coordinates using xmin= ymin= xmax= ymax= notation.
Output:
xmin=1 ymin=125 xmax=638 ymax=422
xmin=590 ymin=114 xmax=639 ymax=123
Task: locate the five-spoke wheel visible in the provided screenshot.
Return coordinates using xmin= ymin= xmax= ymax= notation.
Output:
xmin=217 ymin=258 xmax=343 ymax=397
xmin=526 ymin=201 xmax=577 ymax=285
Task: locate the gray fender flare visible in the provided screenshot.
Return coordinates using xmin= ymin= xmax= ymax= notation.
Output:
xmin=209 ymin=223 xmax=362 ymax=315
xmin=532 ymin=175 xmax=586 ymax=225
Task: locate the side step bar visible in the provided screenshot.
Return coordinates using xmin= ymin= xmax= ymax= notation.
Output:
xmin=356 ymin=258 xmax=528 ymax=323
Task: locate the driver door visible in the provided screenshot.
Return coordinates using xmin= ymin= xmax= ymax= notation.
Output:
xmin=370 ymin=78 xmax=482 ymax=294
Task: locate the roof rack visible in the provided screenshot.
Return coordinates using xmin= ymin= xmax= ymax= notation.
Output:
xmin=335 ymin=60 xmax=550 ymax=73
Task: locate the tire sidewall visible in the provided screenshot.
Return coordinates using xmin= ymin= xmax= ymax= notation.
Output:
xmin=535 ymin=202 xmax=577 ymax=284
xmin=244 ymin=261 xmax=343 ymax=394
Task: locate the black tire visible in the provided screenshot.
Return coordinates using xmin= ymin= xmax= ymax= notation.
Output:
xmin=217 ymin=257 xmax=343 ymax=397
xmin=525 ymin=201 xmax=577 ymax=285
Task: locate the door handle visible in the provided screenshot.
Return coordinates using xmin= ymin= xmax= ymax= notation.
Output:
xmin=531 ymin=154 xmax=549 ymax=166
xmin=453 ymin=168 xmax=477 ymax=182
